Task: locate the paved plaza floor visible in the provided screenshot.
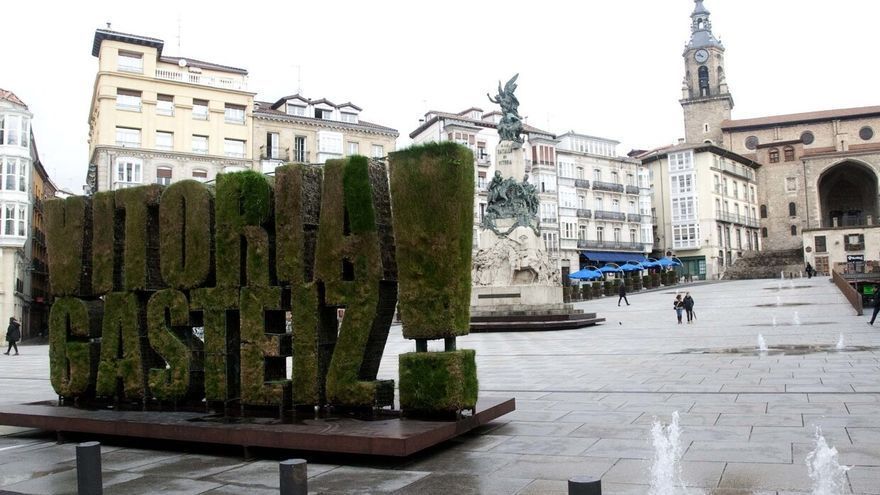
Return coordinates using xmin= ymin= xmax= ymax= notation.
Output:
xmin=1 ymin=276 xmax=880 ymax=494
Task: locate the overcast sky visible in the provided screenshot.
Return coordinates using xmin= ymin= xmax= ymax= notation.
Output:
xmin=6 ymin=0 xmax=880 ymax=191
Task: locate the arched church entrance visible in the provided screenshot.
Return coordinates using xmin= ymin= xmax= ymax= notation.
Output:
xmin=818 ymin=160 xmax=879 ymax=227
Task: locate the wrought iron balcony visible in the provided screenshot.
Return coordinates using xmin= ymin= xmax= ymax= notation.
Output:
xmin=594 ymin=210 xmax=626 ymax=221
xmin=577 ymin=240 xmax=645 ymax=251
xmin=592 ymin=181 xmax=624 ymax=193
xmin=625 ymin=185 xmax=640 ymax=195
xmin=260 ymin=149 xmax=289 ymax=161
xmin=576 ymin=209 xmax=592 ymax=219
xmin=541 ymin=217 xmax=558 ymax=225
xmin=627 ymin=213 xmax=642 ymax=223
xmin=575 ymin=179 xmax=590 ymax=189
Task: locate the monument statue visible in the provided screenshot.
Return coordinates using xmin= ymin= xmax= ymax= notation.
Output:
xmin=481 ymin=171 xmax=540 ymax=236
xmin=487 ymin=74 xmax=523 ymax=145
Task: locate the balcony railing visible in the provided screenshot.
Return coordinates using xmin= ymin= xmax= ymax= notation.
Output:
xmin=715 ymin=211 xmax=760 ymax=228
xmin=576 ymin=209 xmax=592 ymax=219
xmin=260 ymin=149 xmax=289 ymax=161
xmin=541 ymin=217 xmax=558 ymax=225
xmin=577 ymin=240 xmax=645 ymax=251
xmin=574 ymin=179 xmax=590 ymax=189
xmin=155 ymin=69 xmax=247 ymax=91
xmin=592 ymin=181 xmax=624 ymax=193
xmin=711 ymin=161 xmax=755 ymax=181
xmin=291 ymin=148 xmax=310 ymax=163
xmin=627 ymin=213 xmax=642 ymax=223
xmin=594 ymin=210 xmax=627 ymax=221
xmin=625 ymin=185 xmax=640 ymax=195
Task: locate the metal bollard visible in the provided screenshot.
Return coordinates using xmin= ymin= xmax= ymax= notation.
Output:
xmin=568 ymin=475 xmax=601 ymax=495
xmin=279 ymin=458 xmax=307 ymax=495
xmin=76 ymin=441 xmax=103 ymax=495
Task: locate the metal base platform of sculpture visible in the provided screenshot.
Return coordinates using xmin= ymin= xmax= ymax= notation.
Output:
xmin=0 ymin=397 xmax=514 ymax=457
xmin=470 ymin=142 xmax=603 ymax=332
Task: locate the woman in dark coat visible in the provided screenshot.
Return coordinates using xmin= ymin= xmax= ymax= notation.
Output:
xmin=5 ymin=317 xmax=20 ymax=355
xmin=683 ymin=292 xmax=695 ymax=324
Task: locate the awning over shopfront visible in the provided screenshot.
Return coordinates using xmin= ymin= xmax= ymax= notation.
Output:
xmin=581 ymin=251 xmax=648 ymax=264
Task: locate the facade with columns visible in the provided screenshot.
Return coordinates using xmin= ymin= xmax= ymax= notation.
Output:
xmin=659 ymin=0 xmax=880 ymax=276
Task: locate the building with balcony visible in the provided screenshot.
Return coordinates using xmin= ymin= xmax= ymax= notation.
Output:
xmin=0 ymin=89 xmax=33 ymax=339
xmin=29 ymin=140 xmax=57 ymax=340
xmin=556 ymin=132 xmax=652 ymax=276
xmin=87 ymin=29 xmax=255 ymax=192
xmin=639 ymin=142 xmax=761 ymax=280
xmin=253 ymin=95 xmax=397 ymax=173
xmin=409 ymin=108 xmax=564 ymax=273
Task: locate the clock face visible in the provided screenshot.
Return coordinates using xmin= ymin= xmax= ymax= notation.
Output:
xmin=694 ymin=49 xmax=709 ymax=63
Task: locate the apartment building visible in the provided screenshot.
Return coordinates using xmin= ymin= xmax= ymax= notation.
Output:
xmin=640 ymin=143 xmax=761 ymax=279
xmin=87 ymin=29 xmax=254 ymax=192
xmin=30 ymin=141 xmax=57 ymax=339
xmin=254 ymin=95 xmax=397 ymax=172
xmin=555 ymin=132 xmax=652 ymax=274
xmin=0 ymin=89 xmax=33 ymax=339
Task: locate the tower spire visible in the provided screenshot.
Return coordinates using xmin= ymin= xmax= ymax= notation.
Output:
xmin=687 ymin=0 xmax=722 ymax=50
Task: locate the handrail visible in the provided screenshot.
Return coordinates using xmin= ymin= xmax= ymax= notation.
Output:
xmin=832 ymin=269 xmax=863 ymax=316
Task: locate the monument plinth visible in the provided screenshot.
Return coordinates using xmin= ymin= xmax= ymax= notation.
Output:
xmin=495 ymin=140 xmax=527 ymax=181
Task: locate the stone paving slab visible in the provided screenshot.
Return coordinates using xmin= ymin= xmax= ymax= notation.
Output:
xmin=3 ymin=277 xmax=880 ymax=493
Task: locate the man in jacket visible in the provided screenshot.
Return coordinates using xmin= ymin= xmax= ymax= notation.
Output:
xmin=5 ymin=317 xmax=20 ymax=355
xmin=618 ymin=281 xmax=630 ymax=306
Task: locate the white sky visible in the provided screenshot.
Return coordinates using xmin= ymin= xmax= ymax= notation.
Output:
xmin=6 ymin=0 xmax=880 ymax=192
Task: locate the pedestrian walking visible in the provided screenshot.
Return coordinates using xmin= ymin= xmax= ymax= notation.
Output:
xmin=683 ymin=292 xmax=695 ymax=323
xmin=618 ymin=281 xmax=630 ymax=306
xmin=5 ymin=317 xmax=20 ymax=355
xmin=805 ymin=262 xmax=814 ymax=279
xmin=869 ymin=284 xmax=880 ymax=326
xmin=673 ymin=294 xmax=684 ymax=324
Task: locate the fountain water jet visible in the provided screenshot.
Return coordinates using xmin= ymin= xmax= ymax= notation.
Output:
xmin=649 ymin=411 xmax=700 ymax=495
xmin=772 ymin=316 xmax=777 ymax=328
xmin=836 ymin=334 xmax=845 ymax=351
xmin=806 ymin=428 xmax=850 ymax=495
xmin=757 ymin=334 xmax=769 ymax=352
xmin=776 ymin=296 xmax=782 ymax=307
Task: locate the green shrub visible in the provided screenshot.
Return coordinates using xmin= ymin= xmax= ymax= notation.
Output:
xmin=592 ymin=281 xmax=602 ymax=298
xmin=159 ymin=181 xmax=213 ymax=289
xmin=45 ymin=197 xmax=88 ymax=296
xmin=643 ymin=275 xmax=652 ymax=288
xmin=399 ymin=350 xmax=478 ymax=412
xmin=604 ymin=281 xmax=614 ymax=296
xmin=388 ymin=143 xmax=474 ymax=340
xmin=581 ymin=284 xmax=591 ymax=300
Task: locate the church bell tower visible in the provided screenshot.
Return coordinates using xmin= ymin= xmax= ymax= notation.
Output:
xmin=680 ymin=0 xmax=734 ymax=145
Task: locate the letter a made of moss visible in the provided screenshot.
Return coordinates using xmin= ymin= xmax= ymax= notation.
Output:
xmin=96 ymin=292 xmax=146 ymax=399
xmin=399 ymin=350 xmax=478 ymax=412
xmin=240 ymin=287 xmax=290 ymax=406
xmin=190 ymin=288 xmax=239 ymax=402
xmin=316 ymin=157 xmax=386 ymax=406
xmin=388 ymin=143 xmax=474 ymax=339
xmin=49 ymin=297 xmax=101 ymax=398
xmin=215 ymin=171 xmax=272 ymax=288
xmin=147 ymin=289 xmax=198 ymax=400
xmin=45 ymin=197 xmax=88 ymax=296
xmin=159 ymin=180 xmax=214 ymax=289
xmin=115 ymin=185 xmax=163 ymax=291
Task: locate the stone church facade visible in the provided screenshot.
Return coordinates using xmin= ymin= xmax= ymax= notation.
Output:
xmin=677 ymin=0 xmax=880 ymax=274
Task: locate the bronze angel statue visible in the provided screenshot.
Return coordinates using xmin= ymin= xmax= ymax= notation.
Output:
xmin=487 ymin=74 xmax=524 ymax=145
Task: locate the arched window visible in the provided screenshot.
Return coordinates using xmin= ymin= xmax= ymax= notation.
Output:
xmin=760 ymin=205 xmax=768 ymax=218
xmin=698 ymin=66 xmax=710 ymax=97
xmin=788 ymin=202 xmax=796 ymax=217
xmin=783 ymin=146 xmax=795 ymax=162
xmin=761 ymin=227 xmax=768 ymax=238
xmin=769 ymin=148 xmax=780 ymax=163
xmin=790 ymin=225 xmax=798 ymax=236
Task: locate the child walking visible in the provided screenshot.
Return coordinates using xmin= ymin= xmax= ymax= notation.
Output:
xmin=673 ymin=295 xmax=684 ymax=324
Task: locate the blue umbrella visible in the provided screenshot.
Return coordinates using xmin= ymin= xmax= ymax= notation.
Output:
xmin=598 ymin=264 xmax=623 ymax=273
xmin=641 ymin=258 xmax=661 ymax=268
xmin=619 ymin=263 xmax=642 ymax=272
xmin=569 ymin=268 xmax=602 ymax=280
xmin=657 ymin=257 xmax=681 ymax=267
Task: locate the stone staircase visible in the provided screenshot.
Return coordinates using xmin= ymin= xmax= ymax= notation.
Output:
xmin=724 ymin=248 xmax=805 ymax=280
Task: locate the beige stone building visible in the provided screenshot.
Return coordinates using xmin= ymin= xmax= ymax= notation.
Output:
xmin=640 ymin=143 xmax=761 ymax=280
xmin=87 ymin=29 xmax=254 ymax=192
xmin=253 ymin=95 xmax=397 ymax=173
